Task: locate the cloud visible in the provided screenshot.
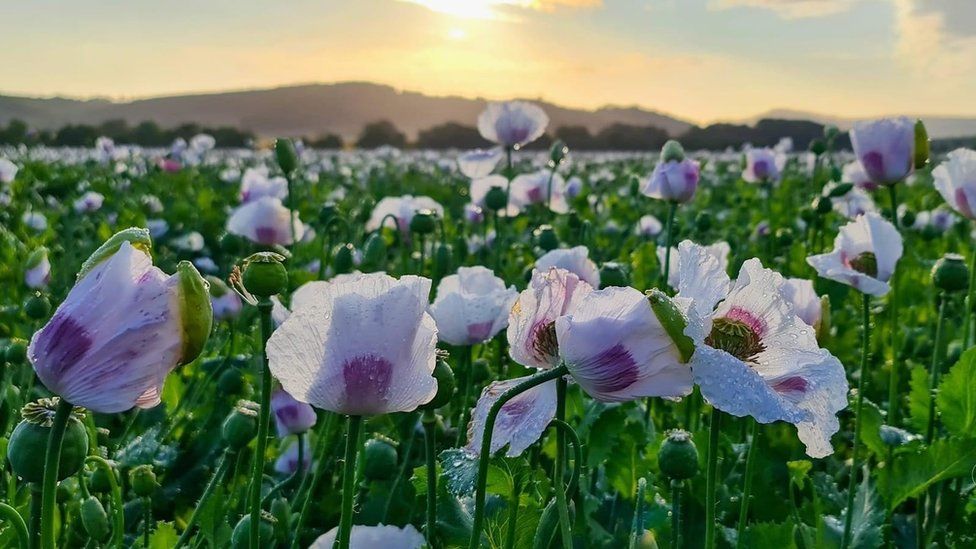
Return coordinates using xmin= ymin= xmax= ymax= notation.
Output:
xmin=396 ymin=0 xmax=601 ymax=20
xmin=710 ymin=0 xmax=857 ymax=18
xmin=894 ymin=0 xmax=976 ymax=79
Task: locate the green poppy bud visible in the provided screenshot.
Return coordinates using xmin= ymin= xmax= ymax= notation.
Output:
xmin=799 ymin=206 xmax=816 ymax=224
xmin=660 ymin=140 xmax=686 ymax=163
xmin=932 ymin=253 xmax=969 ymax=293
xmin=231 ymin=512 xmax=277 ymax=549
xmin=80 ymin=496 xmax=111 ymax=542
xmin=434 ymin=243 xmax=453 ymax=280
xmin=217 ymin=367 xmax=245 ymax=395
xmin=812 ymin=196 xmax=832 ymax=215
xmin=914 ymin=119 xmax=929 ymax=170
xmin=274 ymin=138 xmax=299 ymax=175
xmin=222 ymin=400 xmax=259 ymax=450
xmin=242 ymin=252 xmax=288 ymax=298
xmin=176 ymin=261 xmax=213 ymax=365
xmin=5 ymin=338 xmax=27 ymax=364
xmin=775 ymin=228 xmax=794 ymax=248
xmin=363 ymin=232 xmax=387 ymax=267
xmin=8 ymin=399 xmax=88 ymax=483
xmin=89 ymin=466 xmax=113 ymax=493
xmin=129 ymin=464 xmax=158 ymax=497
xmin=484 ymin=187 xmax=508 ymax=212
xmin=808 ymin=138 xmax=827 ymax=156
xmin=567 ymin=211 xmax=582 ymax=230
xmin=899 ymin=207 xmax=916 ymax=228
xmin=24 ymin=294 xmax=52 ymax=320
xmin=421 ymin=358 xmax=456 ymax=410
xmin=658 ymin=429 xmax=699 ymax=480
xmin=409 ymin=209 xmax=437 ymax=235
xmin=270 ymin=497 xmax=292 ymax=541
xmin=534 ymin=225 xmax=559 ymax=252
xmin=220 ymin=232 xmax=244 ymax=255
xmin=549 ymin=139 xmax=569 ymax=166
xmin=332 ymin=243 xmax=355 ymax=275
xmin=471 ymin=358 xmax=491 ymax=383
xmin=695 ymin=211 xmax=714 ymax=233
xmin=363 ymin=437 xmax=398 ymax=481
xmin=599 ymin=262 xmax=629 ymax=288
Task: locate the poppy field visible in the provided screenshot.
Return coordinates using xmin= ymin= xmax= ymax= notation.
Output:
xmin=1 ymin=104 xmax=975 ymax=549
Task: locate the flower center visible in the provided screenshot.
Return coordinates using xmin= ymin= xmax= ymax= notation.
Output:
xmin=705 ymin=317 xmax=766 ymax=363
xmin=848 ymin=252 xmax=878 ymax=277
xmin=530 ymin=321 xmax=559 ymax=364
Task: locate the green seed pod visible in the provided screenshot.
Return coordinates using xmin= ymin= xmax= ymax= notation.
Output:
xmin=222 ymin=401 xmax=259 ymax=450
xmin=362 ymin=232 xmax=388 ymax=267
xmin=694 ymin=211 xmax=713 ymax=233
xmin=775 ymin=228 xmax=794 ymax=248
xmin=129 ymin=464 xmax=158 ymax=497
xmin=319 ymin=202 xmax=340 ymax=227
xmin=80 ymin=496 xmax=111 ymax=541
xmin=484 ymin=187 xmax=508 ymax=212
xmin=914 ymin=119 xmax=930 ymax=170
xmin=217 ymin=367 xmax=245 ymax=395
xmin=89 ymin=466 xmax=113 ymax=493
xmin=274 ymin=138 xmax=299 ymax=175
xmin=808 ymin=138 xmax=827 ymax=156
xmin=242 ymin=252 xmax=288 ymax=298
xmin=8 ymin=399 xmax=89 ymax=483
xmin=932 ymin=253 xmax=969 ymax=293
xmin=599 ymin=262 xmax=629 ymax=288
xmin=24 ymin=294 xmax=52 ymax=320
xmin=421 ymin=358 xmax=456 ymax=410
xmin=231 ymin=512 xmax=277 ymax=549
xmin=409 ymin=209 xmax=437 ymax=235
xmin=5 ymin=338 xmax=27 ymax=365
xmin=660 ymin=140 xmax=686 ymax=163
xmin=332 ymin=243 xmax=355 ymax=275
xmin=658 ymin=429 xmax=699 ymax=480
xmin=899 ymin=207 xmax=917 ymax=228
xmin=363 ymin=437 xmax=398 ymax=481
xmin=533 ymin=225 xmax=559 ymax=252
xmin=567 ymin=211 xmax=582 ymax=231
xmin=220 ymin=232 xmax=244 ymax=255
xmin=470 ymin=358 xmax=491 ymax=384
xmin=812 ymin=195 xmax=832 ymax=215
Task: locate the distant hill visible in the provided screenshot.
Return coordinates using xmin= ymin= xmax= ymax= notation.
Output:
xmin=0 ymin=82 xmax=694 ymax=140
xmin=742 ymin=109 xmax=976 ymax=140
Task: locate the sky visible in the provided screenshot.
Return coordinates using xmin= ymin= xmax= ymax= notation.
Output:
xmin=2 ymin=0 xmax=975 ymax=124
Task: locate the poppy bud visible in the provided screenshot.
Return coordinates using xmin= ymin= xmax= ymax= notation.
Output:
xmin=222 ymin=400 xmax=259 ymax=450
xmin=242 ymin=252 xmax=288 ymax=298
xmin=274 ymin=138 xmax=299 ymax=175
xmin=270 ymin=497 xmax=292 ymax=541
xmin=8 ymin=398 xmax=89 ymax=483
xmin=530 ymin=225 xmax=557 ymax=252
xmin=775 ymin=228 xmax=794 ymax=248
xmin=695 ymin=211 xmax=713 ymax=232
xmin=932 ymin=253 xmax=969 ymax=293
xmin=231 ymin=512 xmax=277 ymax=549
xmin=799 ymin=207 xmax=816 ymax=225
xmin=813 ymin=196 xmax=832 ymax=215
xmin=599 ymin=262 xmax=629 ymax=288
xmin=220 ymin=232 xmax=244 ymax=255
xmin=80 ymin=496 xmax=111 ymax=542
xmin=471 ymin=358 xmax=491 ymax=384
xmin=217 ymin=367 xmax=245 ymax=395
xmin=89 ymin=466 xmax=113 ymax=493
xmin=363 ymin=232 xmax=388 ymax=267
xmin=332 ymin=244 xmax=355 ymax=275
xmin=410 ymin=209 xmax=437 ymax=235
xmin=914 ymin=119 xmax=929 ymax=170
xmin=421 ymin=358 xmax=456 ymax=410
xmin=5 ymin=338 xmax=27 ymax=364
xmin=658 ymin=430 xmax=699 ymax=480
xmin=484 ymin=187 xmax=508 ymax=212
xmin=647 ymin=290 xmax=695 ymax=363
xmin=660 ymin=140 xmax=686 ymax=163
xmin=433 ymin=243 xmax=453 ymax=280
xmin=900 ymin=207 xmax=916 ymax=227
xmin=549 ymin=139 xmax=568 ymax=166
xmin=129 ymin=464 xmax=157 ymax=497
xmin=363 ymin=437 xmax=398 ymax=481
xmin=24 ymin=293 xmax=52 ymax=320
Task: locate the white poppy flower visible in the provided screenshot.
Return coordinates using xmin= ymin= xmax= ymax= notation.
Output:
xmin=309 ymin=523 xmax=425 ymax=549
xmin=226 ymin=196 xmax=304 ymax=246
xmin=458 ymin=148 xmax=503 ymax=179
xmin=933 ymin=148 xmax=976 ymax=220
xmin=465 ymin=375 xmax=558 ymax=457
xmin=657 ymin=240 xmax=730 ymax=290
xmin=365 ymin=195 xmax=444 ymax=234
xmin=508 ymin=267 xmax=593 ymax=370
xmin=534 ymin=246 xmax=600 ymax=289
xmin=806 ymin=212 xmax=902 ymax=297
xmin=477 ymin=101 xmax=549 ymax=149
xmin=430 ymin=266 xmax=518 ymax=346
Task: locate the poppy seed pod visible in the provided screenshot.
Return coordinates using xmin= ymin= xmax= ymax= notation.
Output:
xmin=660 ymin=140 xmax=686 ymax=163
xmin=549 ymin=139 xmax=568 ymax=166
xmin=222 ymin=401 xmax=259 ymax=450
xmin=24 ymin=293 xmax=52 ymax=320
xmin=231 ymin=512 xmax=277 ymax=549
xmin=409 ymin=209 xmax=437 ymax=235
xmin=8 ymin=399 xmax=89 ymax=483
xmin=534 ymin=225 xmax=559 ymax=251
xmin=658 ymin=430 xmax=699 ymax=480
xmin=129 ymin=464 xmax=157 ymax=497
xmin=599 ymin=262 xmax=629 ymax=288
xmin=363 ymin=437 xmax=398 ymax=480
xmin=363 ymin=232 xmax=388 ymax=266
xmin=332 ymin=243 xmax=355 ymax=275
xmin=484 ymin=186 xmax=509 ymax=212
xmin=433 ymin=243 xmax=453 ymax=280
xmin=274 ymin=138 xmax=299 ymax=174
xmin=932 ymin=254 xmax=969 ymax=293
xmin=6 ymin=338 xmax=27 ymax=364
xmin=242 ymin=252 xmax=288 ymax=297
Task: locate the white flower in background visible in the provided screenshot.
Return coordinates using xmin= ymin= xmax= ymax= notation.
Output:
xmin=365 ymin=195 xmax=444 ymax=234
xmin=565 ymin=175 xmax=583 ymax=199
xmin=781 ymin=278 xmax=823 ymax=330
xmin=190 ymin=133 xmax=216 ymax=153
xmin=240 ymin=167 xmax=288 ymax=203
xmin=146 ymin=219 xmax=169 ymax=239
xmin=274 ymin=435 xmax=312 ymax=474
xmin=0 ymin=158 xmax=18 ymax=183
xmin=510 ymin=170 xmax=568 ymax=213
xmin=933 ymin=148 xmax=976 ymax=220
xmin=657 ymin=240 xmax=730 ymax=290
xmin=309 ymin=524 xmax=425 ymax=549
xmin=458 ymin=148 xmax=503 ymax=179
xmin=192 ymin=256 xmax=219 ymax=274
xmin=637 ymin=214 xmax=663 ymax=237
xmin=227 ymin=196 xmax=305 ymax=246
xmin=535 ymin=246 xmax=600 ymax=288
xmin=22 ymin=211 xmax=48 ymax=232
xmin=850 ymin=117 xmax=915 ymax=186
xmin=675 ymin=241 xmax=848 ymax=458
xmin=742 ymin=148 xmax=786 ymax=183
xmin=470 ymin=175 xmax=520 ymax=216
xmin=823 ymin=182 xmax=876 ymax=219
xmin=807 ymin=212 xmax=902 ymax=296
xmin=642 ymin=159 xmax=700 ymax=203
xmin=95 ymin=137 xmax=115 ymax=164
xmin=171 ymin=232 xmax=205 ymax=252
xmin=478 ymin=101 xmax=549 ymax=149
xmin=842 ymin=160 xmax=877 ymax=191
xmin=74 ymin=191 xmax=104 ymax=213
xmin=25 ymin=248 xmax=51 ymax=289
xmin=430 ymin=266 xmax=518 ymax=345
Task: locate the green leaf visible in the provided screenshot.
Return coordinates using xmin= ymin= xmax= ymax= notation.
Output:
xmin=148 ymin=522 xmax=179 ymax=549
xmin=936 ymin=347 xmax=976 ymax=437
xmin=741 ymin=521 xmax=797 ymax=549
xmin=439 ymin=448 xmax=479 ymax=496
xmin=908 ymin=365 xmax=930 ymax=433
xmin=877 ymin=437 xmax=976 ymax=510
xmin=858 ymin=399 xmax=886 ymax=457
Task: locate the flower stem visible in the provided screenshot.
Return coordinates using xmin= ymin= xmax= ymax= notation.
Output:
xmin=885 ymin=184 xmax=901 ymax=424
xmin=40 ymin=397 xmax=72 ymax=549
xmin=29 ymin=485 xmax=41 ymax=549
xmin=455 ymin=346 xmax=474 ymax=447
xmin=704 ymin=408 xmax=722 ymax=549
xmin=963 ymin=232 xmax=976 ymax=348
xmin=553 ymin=378 xmax=573 ymax=549
xmin=468 ymin=366 xmax=569 ymax=549
xmin=423 ymin=409 xmax=438 ymax=547
xmin=143 ymin=496 xmax=152 ymax=547
xmin=842 ymin=293 xmax=871 ymax=549
xmin=338 ymin=415 xmax=364 ymax=549
xmin=0 ymin=502 xmax=28 ymax=549
xmin=248 ymin=299 xmax=274 ymax=549
xmin=628 ymin=477 xmax=647 ymax=549
xmin=175 ymin=450 xmax=233 ymax=548
xmin=736 ymin=419 xmax=760 ymax=548
xmin=670 ymin=479 xmax=683 ymax=549
xmin=661 ymin=201 xmax=678 ymax=289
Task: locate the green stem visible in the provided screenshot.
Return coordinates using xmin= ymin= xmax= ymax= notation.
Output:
xmin=671 ymin=480 xmax=682 ymax=549
xmin=553 ymin=378 xmax=572 ymax=549
xmin=29 ymin=485 xmax=41 ymax=549
xmin=248 ymin=299 xmax=274 ymax=549
xmin=886 ymin=184 xmax=901 ymax=424
xmin=926 ymin=297 xmax=948 ymax=444
xmin=661 ymin=201 xmax=678 ymax=289
xmin=261 ymin=435 xmax=305 ymax=506
xmin=455 ymin=346 xmax=474 ymax=447
xmin=504 ymin=475 xmax=523 ymax=549
xmin=963 ymin=233 xmax=976 ymax=348
xmin=85 ymin=456 xmax=123 ymax=549
xmin=143 ymin=496 xmax=152 ymax=547
xmin=704 ymin=408 xmax=722 ymax=549
xmin=468 ymin=365 xmax=569 ymax=549
xmin=736 ymin=420 xmax=760 ymax=548
xmin=40 ymin=398 xmax=73 ymax=549
xmin=423 ymin=410 xmax=438 ymax=548
xmin=175 ymin=450 xmax=233 ymax=549
xmin=842 ymin=293 xmax=872 ymax=549
xmin=338 ymin=415 xmax=364 ymax=549
xmin=628 ymin=477 xmax=647 ymax=549
xmin=0 ymin=502 xmax=29 ymax=549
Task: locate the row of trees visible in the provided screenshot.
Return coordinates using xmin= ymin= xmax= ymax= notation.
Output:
xmin=0 ymin=119 xmax=253 ymax=148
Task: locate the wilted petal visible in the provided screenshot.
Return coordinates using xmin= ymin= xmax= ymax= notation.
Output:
xmin=465 ymin=376 xmax=558 ymax=457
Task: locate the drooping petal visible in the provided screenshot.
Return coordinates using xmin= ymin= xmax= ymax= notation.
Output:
xmin=465 ymin=376 xmax=558 ymax=457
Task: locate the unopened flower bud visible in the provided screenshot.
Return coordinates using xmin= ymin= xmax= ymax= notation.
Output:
xmin=231 ymin=512 xmax=277 ymax=549
xmin=332 ymin=244 xmax=355 ymax=275
xmin=220 ymin=232 xmax=244 ymax=255
xmin=660 ymin=140 xmax=686 ymax=163
xmin=363 ymin=437 xmax=398 ymax=481
xmin=658 ymin=430 xmax=699 ymax=480
xmin=242 ymin=252 xmax=288 ymax=297
xmin=274 ymin=138 xmax=299 ymax=175
xmin=813 ymin=196 xmax=832 ymax=215
xmin=434 ymin=243 xmax=453 ymax=280
xmin=5 ymin=338 xmax=27 ymax=364
xmin=80 ymin=496 xmax=111 ymax=541
xmin=549 ymin=139 xmax=568 ymax=166
xmin=914 ymin=119 xmax=930 ymax=170
xmin=24 ymin=294 xmax=52 ymax=320
xmin=484 ymin=187 xmax=508 ymax=212
xmin=808 ymin=139 xmax=827 ymax=156
xmin=363 ymin=232 xmax=388 ymax=266
xmin=932 ymin=253 xmax=968 ymax=293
